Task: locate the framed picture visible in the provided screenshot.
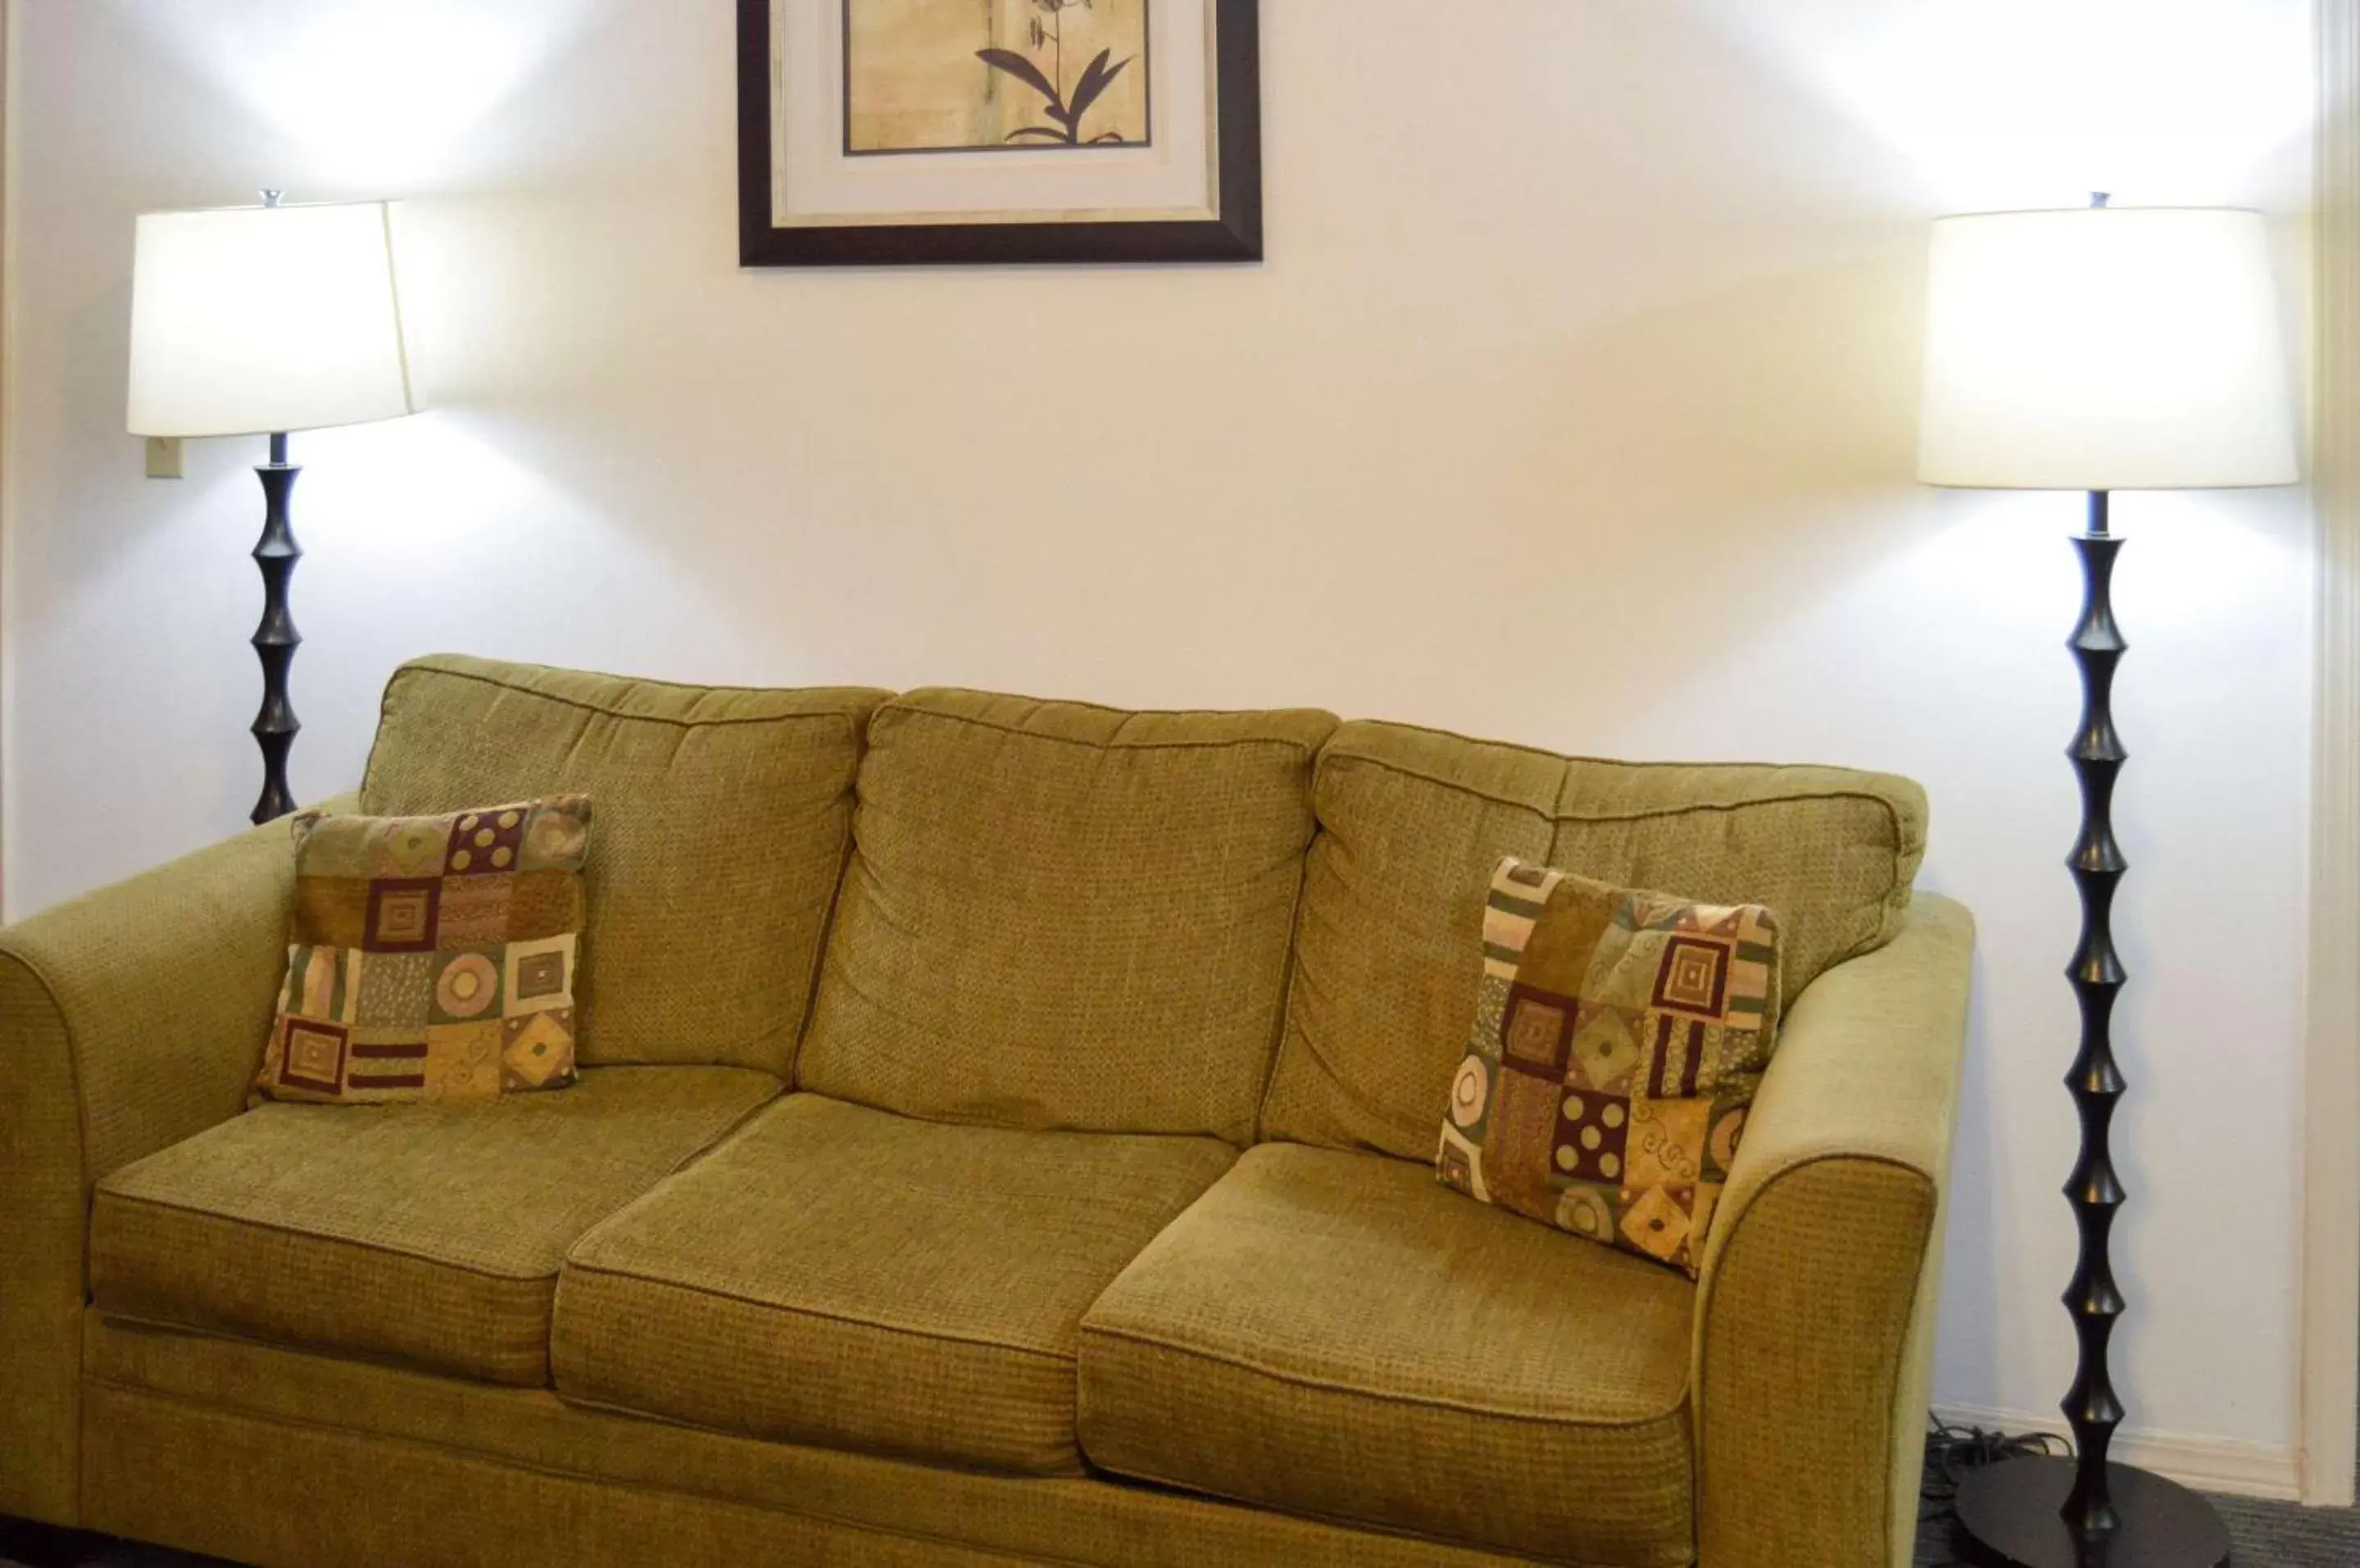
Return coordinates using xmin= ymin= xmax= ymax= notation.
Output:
xmin=738 ymin=0 xmax=1261 ymax=265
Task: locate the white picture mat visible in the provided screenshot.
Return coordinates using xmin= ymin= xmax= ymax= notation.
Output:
xmin=772 ymin=0 xmax=1219 ymax=227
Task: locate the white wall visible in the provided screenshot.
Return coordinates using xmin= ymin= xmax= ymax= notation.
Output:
xmin=0 ymin=0 xmax=2320 ymax=1468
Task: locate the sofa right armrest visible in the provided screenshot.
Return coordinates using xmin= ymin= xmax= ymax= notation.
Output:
xmin=0 ymin=810 xmax=317 ymax=1525
xmin=1690 ymin=892 xmax=1975 ymax=1568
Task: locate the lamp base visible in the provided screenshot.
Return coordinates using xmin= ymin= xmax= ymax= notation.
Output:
xmin=1955 ymin=1457 xmax=2230 ymax=1568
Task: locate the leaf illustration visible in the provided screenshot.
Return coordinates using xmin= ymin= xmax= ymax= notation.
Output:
xmin=1066 ymin=50 xmax=1131 ymax=126
xmin=1005 ymin=126 xmax=1069 ymax=142
xmin=976 ymin=48 xmax=1061 ymax=108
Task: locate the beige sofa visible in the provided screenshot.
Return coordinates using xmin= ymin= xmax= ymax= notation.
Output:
xmin=0 ymin=655 xmax=1972 ymax=1568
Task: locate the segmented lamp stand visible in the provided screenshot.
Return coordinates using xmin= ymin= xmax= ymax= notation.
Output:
xmin=1951 ymin=496 xmax=2230 ymax=1568
xmin=248 ymin=429 xmax=302 ymax=825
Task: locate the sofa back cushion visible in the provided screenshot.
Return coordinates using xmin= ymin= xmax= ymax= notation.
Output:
xmin=798 ymin=690 xmax=1338 ymax=1141
xmin=1260 ymin=720 xmax=1927 ymax=1159
xmin=360 ymin=656 xmax=889 ymax=1075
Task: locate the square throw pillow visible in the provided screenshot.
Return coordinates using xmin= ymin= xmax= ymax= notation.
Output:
xmin=1436 ymin=856 xmax=1783 ymax=1276
xmin=256 ymin=796 xmax=592 ymax=1104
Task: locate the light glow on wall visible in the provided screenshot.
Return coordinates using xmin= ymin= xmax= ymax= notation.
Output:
xmin=144 ymin=0 xmax=592 ymax=189
xmin=1712 ymin=0 xmax=2313 ymax=209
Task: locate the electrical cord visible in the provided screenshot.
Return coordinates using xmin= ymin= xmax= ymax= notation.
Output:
xmin=1918 ymin=1416 xmax=2074 ymax=1566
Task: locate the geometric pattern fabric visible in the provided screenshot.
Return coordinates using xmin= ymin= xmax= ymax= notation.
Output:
xmin=1437 ymin=856 xmax=1783 ymax=1276
xmin=256 ymin=796 xmax=592 ymax=1103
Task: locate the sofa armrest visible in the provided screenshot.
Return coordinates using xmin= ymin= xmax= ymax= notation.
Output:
xmin=0 ymin=803 xmax=338 ymax=1524
xmin=1691 ymin=893 xmax=1974 ymax=1568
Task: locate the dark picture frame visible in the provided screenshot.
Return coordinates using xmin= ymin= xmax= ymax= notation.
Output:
xmin=738 ymin=0 xmax=1262 ymax=266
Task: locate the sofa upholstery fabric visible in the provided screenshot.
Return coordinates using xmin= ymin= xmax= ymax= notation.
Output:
xmin=1078 ymin=1142 xmax=1698 ymax=1566
xmin=0 ymin=801 xmax=352 ymax=1526
xmin=91 ymin=1066 xmax=779 ymax=1385
xmin=555 ymin=1092 xmax=1236 ymax=1474
xmin=1 ymin=659 xmax=1972 ymax=1568
xmin=798 ymin=689 xmax=1337 ymax=1140
xmin=1263 ymin=718 xmax=1927 ymax=1160
xmin=84 ymin=1319 xmax=1542 ymax=1568
xmin=1693 ymin=894 xmax=1974 ymax=1568
xmin=360 ymin=655 xmax=889 ymax=1074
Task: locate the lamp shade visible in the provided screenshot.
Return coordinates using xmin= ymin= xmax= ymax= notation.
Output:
xmin=127 ymin=200 xmax=420 ymax=439
xmin=1918 ymin=206 xmax=2298 ymax=490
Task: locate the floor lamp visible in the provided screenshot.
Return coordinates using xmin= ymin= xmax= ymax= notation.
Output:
xmin=126 ymin=194 xmax=422 ymax=825
xmin=1919 ymin=197 xmax=2300 ymax=1567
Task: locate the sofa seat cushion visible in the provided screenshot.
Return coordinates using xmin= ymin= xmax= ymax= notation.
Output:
xmin=91 ymin=1067 xmax=780 ymax=1386
xmin=1078 ymin=1143 xmax=1698 ymax=1567
xmin=552 ymin=1094 xmax=1236 ymax=1475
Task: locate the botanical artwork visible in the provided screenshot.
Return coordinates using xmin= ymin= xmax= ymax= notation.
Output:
xmin=744 ymin=0 xmax=1255 ymax=263
xmin=846 ymin=0 xmax=1151 ymax=154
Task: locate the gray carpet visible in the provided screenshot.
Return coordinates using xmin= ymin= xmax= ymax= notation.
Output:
xmin=2208 ymin=1491 xmax=2360 ymax=1566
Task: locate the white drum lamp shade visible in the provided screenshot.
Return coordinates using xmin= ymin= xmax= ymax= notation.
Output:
xmin=1918 ymin=206 xmax=2298 ymax=491
xmin=127 ymin=200 xmax=420 ymax=439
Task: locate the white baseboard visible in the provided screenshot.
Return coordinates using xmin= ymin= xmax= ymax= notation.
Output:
xmin=1931 ymin=1404 xmax=2304 ymax=1503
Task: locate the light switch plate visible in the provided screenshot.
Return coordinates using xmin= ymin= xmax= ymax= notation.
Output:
xmin=144 ymin=437 xmax=184 ymax=479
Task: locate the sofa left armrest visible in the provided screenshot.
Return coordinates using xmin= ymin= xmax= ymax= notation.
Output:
xmin=1690 ymin=893 xmax=1975 ymax=1568
xmin=0 ymin=798 xmax=351 ymax=1525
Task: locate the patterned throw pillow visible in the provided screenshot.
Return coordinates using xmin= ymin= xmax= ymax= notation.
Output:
xmin=1436 ymin=856 xmax=1783 ymax=1277
xmin=257 ymin=797 xmax=592 ymax=1104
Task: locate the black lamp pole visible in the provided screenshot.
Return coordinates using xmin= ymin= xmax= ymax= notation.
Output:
xmin=2063 ymin=490 xmax=2131 ymax=1541
xmin=1953 ymin=492 xmax=2232 ymax=1567
xmin=237 ymin=187 xmax=304 ymax=826
xmin=248 ymin=428 xmax=301 ymax=825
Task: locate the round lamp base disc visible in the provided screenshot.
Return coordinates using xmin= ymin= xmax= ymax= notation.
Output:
xmin=1954 ymin=1457 xmax=2231 ymax=1568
